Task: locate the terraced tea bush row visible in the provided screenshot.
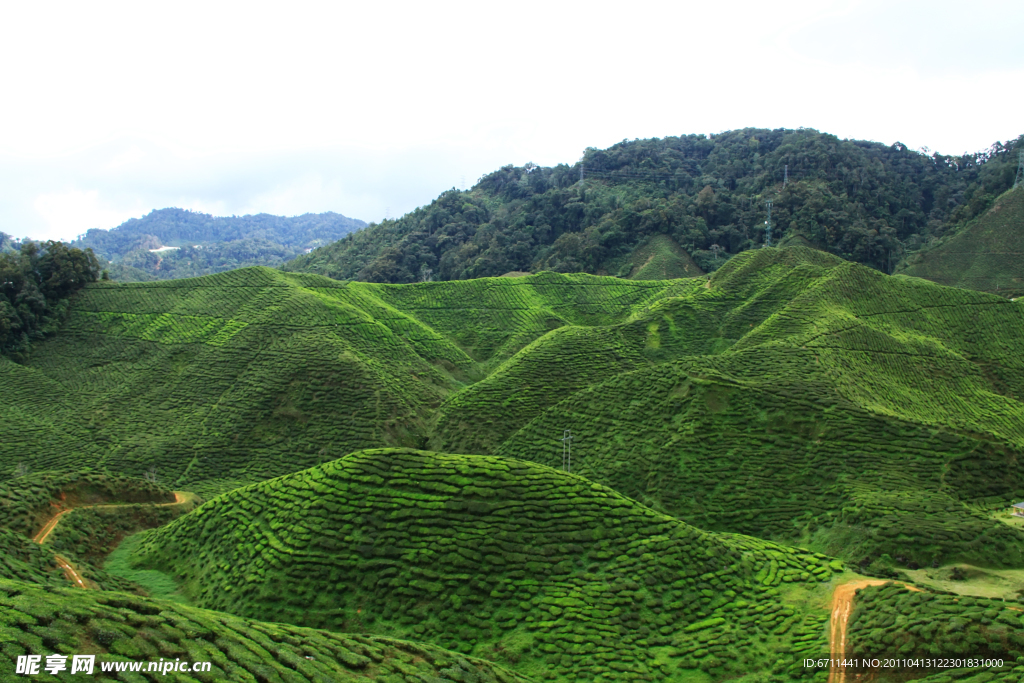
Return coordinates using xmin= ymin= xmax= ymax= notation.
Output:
xmin=0 ymin=578 xmax=533 ymax=682
xmin=496 ymin=361 xmax=1024 ymax=567
xmin=130 ymin=449 xmax=836 ymax=682
xmin=846 ymin=583 xmax=1024 ymax=682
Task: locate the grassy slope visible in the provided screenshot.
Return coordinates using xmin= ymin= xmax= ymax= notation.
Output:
xmin=130 ymin=448 xmax=838 ymax=682
xmin=0 ymin=579 xmax=533 ymax=683
xmin=900 ymin=187 xmax=1024 ymax=297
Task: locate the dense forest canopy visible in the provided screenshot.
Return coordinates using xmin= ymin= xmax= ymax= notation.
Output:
xmin=0 ymin=241 xmax=100 ymax=359
xmin=71 ymin=208 xmax=366 ymax=281
xmin=284 ymin=127 xmax=1023 ymax=283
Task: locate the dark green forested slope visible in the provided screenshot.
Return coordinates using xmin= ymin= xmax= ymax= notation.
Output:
xmin=0 ymin=579 xmax=534 ymax=683
xmin=899 ymin=187 xmax=1024 ymax=297
xmin=130 ymin=448 xmax=838 ymax=682
xmin=283 ymin=128 xmax=1022 ymax=284
xmin=71 ymin=208 xmax=365 ymax=282
xmin=2 ymin=248 xmax=1023 ymax=572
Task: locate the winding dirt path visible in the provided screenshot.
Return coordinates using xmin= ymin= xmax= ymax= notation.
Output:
xmin=828 ymin=579 xmax=922 ymax=683
xmin=32 ymin=491 xmax=189 ymax=589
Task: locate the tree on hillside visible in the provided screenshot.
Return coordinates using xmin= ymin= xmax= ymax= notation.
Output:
xmin=0 ymin=241 xmax=100 ymax=360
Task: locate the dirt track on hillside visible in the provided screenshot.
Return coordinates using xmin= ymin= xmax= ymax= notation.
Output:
xmin=828 ymin=579 xmax=922 ymax=683
xmin=31 ymin=491 xmax=189 ymax=589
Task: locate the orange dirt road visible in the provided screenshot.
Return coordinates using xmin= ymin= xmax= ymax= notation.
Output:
xmin=828 ymin=579 xmax=922 ymax=683
xmin=31 ymin=491 xmax=188 ymax=589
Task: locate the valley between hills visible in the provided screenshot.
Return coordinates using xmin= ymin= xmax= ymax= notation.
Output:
xmin=3 ymin=245 xmax=1024 ymax=682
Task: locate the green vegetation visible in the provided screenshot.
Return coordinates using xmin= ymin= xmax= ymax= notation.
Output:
xmin=2 ymin=247 xmax=1023 ymax=573
xmin=0 ymin=578 xmax=534 ymax=682
xmin=130 ymin=448 xmax=836 ymax=681
xmin=900 ymin=187 xmax=1024 ymax=298
xmin=627 ymin=235 xmax=705 ymax=280
xmin=846 ymin=583 xmax=1024 ymax=681
xmin=0 ymin=240 xmax=101 ymax=359
xmin=284 ymin=129 xmax=1023 ymax=285
xmin=0 ymin=471 xmax=174 ymax=538
xmin=72 ymin=208 xmax=365 ymax=282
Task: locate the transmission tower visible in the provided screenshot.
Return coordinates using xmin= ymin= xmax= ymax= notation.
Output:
xmin=764 ymin=201 xmax=773 ymax=247
xmin=560 ymin=430 xmax=573 ymax=472
xmin=784 ymin=164 xmax=788 ymax=188
xmin=1015 ymin=151 xmax=1024 ymax=190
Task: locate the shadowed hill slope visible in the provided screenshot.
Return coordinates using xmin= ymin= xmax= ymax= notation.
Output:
xmin=899 ymin=187 xmax=1024 ymax=298
xmin=0 ymin=578 xmax=534 ymax=682
xmin=130 ymin=448 xmax=838 ymax=681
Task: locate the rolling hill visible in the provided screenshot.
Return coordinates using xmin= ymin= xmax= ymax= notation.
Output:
xmin=128 ymin=447 xmax=839 ymax=681
xmin=899 ymin=187 xmax=1024 ymax=298
xmin=2 ymin=247 xmax=1023 ymax=573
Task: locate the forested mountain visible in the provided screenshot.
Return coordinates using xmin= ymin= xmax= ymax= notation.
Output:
xmin=284 ymin=127 xmax=1023 ymax=284
xmin=72 ymin=208 xmax=365 ymax=281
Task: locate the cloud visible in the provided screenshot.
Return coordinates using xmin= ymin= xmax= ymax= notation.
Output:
xmin=32 ymin=189 xmax=144 ymax=242
xmin=0 ymin=0 xmax=1020 ymax=242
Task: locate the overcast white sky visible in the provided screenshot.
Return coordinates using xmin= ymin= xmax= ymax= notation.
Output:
xmin=2 ymin=0 xmax=1022 ymax=242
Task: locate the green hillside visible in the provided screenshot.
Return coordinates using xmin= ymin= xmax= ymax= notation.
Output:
xmin=284 ymin=129 xmax=1023 ymax=285
xmin=2 ymin=247 xmax=1023 ymax=572
xmin=0 ymin=266 xmax=695 ymax=497
xmin=846 ymin=583 xmax=1024 ymax=681
xmin=900 ymin=187 xmax=1024 ymax=297
xmin=0 ymin=578 xmax=534 ymax=682
xmin=129 ymin=448 xmax=838 ymax=681
xmin=627 ymin=235 xmax=705 ymax=280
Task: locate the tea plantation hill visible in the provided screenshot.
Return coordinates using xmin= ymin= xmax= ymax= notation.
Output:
xmin=0 ymin=266 xmax=699 ymax=498
xmin=0 ymin=472 xmax=188 ymax=593
xmin=4 ymin=248 xmax=1024 ymax=568
xmin=130 ymin=448 xmax=840 ymax=681
xmin=487 ymin=248 xmax=1024 ymax=567
xmin=845 ymin=583 xmax=1024 ymax=681
xmin=0 ymin=578 xmax=534 ymax=683
xmin=899 ymin=187 xmax=1024 ymax=298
